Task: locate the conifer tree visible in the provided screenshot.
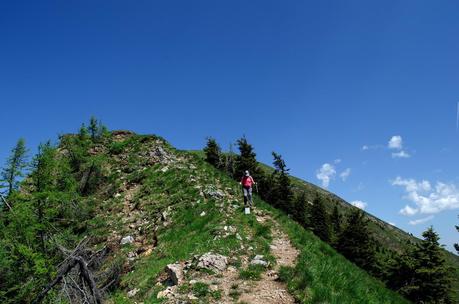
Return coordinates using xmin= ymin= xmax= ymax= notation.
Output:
xmin=270 ymin=152 xmax=293 ymax=213
xmin=411 ymin=227 xmax=452 ymax=303
xmin=386 ymin=244 xmax=418 ymax=296
xmin=330 ymin=204 xmax=342 ymax=245
xmin=89 ymin=116 xmax=99 ymax=140
xmin=234 ymin=136 xmax=260 ymax=180
xmin=455 ymin=215 xmax=458 ymax=254
xmin=309 ymin=197 xmax=331 ymax=243
xmin=203 ymin=137 xmax=222 ymax=168
xmin=87 ymin=116 xmax=108 ymax=141
xmin=1 ymin=138 xmax=28 ymax=198
xmin=224 ymin=143 xmax=236 ymax=177
xmin=292 ymin=191 xmax=308 ymax=224
xmin=337 ymin=209 xmax=377 ymax=274
xmin=79 ymin=123 xmax=89 ymax=140
xmin=30 ymin=142 xmax=57 ymax=253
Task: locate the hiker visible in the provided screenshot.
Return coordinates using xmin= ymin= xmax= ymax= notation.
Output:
xmin=240 ymin=170 xmax=256 ymax=207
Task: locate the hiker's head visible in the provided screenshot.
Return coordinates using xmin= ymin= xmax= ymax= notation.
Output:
xmin=244 ymin=170 xmax=250 ymax=177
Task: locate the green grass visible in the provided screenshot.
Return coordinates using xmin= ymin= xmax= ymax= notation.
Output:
xmin=106 ymin=143 xmax=277 ymax=303
xmin=254 ymin=198 xmax=410 ymax=304
xmin=93 ymin=137 xmax=412 ymax=303
xmin=239 ymin=264 xmax=265 ymax=280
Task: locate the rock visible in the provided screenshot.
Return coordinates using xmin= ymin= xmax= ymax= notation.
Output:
xmin=210 ymin=285 xmax=219 ymax=291
xmin=236 ymin=233 xmax=242 ymax=240
xmin=120 ymin=235 xmax=134 ymax=245
xmin=189 ymin=279 xmax=198 ymax=285
xmin=200 ymin=211 xmax=206 ymax=217
xmin=166 ymin=263 xmax=184 ymax=285
xmin=197 ymin=252 xmax=228 ymax=272
xmin=127 ymin=288 xmax=139 ymax=298
xmin=250 ymin=255 xmax=268 ymax=267
xmin=227 ymin=266 xmax=237 ymax=272
xmin=157 ymin=286 xmax=175 ymax=299
xmin=204 ymin=187 xmax=225 ymax=199
xmin=251 ymin=260 xmax=268 ymax=267
xmin=142 ymin=248 xmax=153 ymax=257
xmin=115 ymin=193 xmax=121 ymax=198
xmin=267 ymin=270 xmax=278 ymax=279
xmin=188 ymin=294 xmax=198 ymax=300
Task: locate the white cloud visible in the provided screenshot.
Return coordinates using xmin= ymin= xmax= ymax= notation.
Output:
xmin=361 ymin=144 xmax=383 ymax=151
xmin=316 ymin=163 xmax=336 ymax=188
xmin=334 ymin=159 xmax=342 ymax=164
xmin=388 ymin=135 xmax=403 ymax=150
xmin=392 ymin=150 xmax=411 ymax=158
xmin=400 ymin=205 xmax=418 ymax=216
xmin=351 ymin=200 xmax=367 ymax=210
xmin=389 ymin=222 xmax=396 ymax=226
xmin=392 ymin=177 xmax=459 ymax=215
xmin=340 ymin=168 xmax=351 ymax=181
xmin=409 ymin=215 xmax=434 ymax=226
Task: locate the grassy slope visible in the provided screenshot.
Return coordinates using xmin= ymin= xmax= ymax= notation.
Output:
xmin=98 ymin=136 xmax=408 ymax=303
xmin=189 ymin=150 xmax=459 ymax=301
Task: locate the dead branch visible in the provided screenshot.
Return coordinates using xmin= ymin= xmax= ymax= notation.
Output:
xmin=33 ymin=237 xmax=102 ymax=304
xmin=0 ymin=193 xmax=12 ymax=210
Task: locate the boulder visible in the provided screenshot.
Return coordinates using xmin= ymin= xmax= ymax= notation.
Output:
xmin=250 ymin=255 xmax=268 ymax=267
xmin=204 ymin=187 xmax=225 ymax=199
xmin=120 ymin=235 xmax=134 ymax=245
xmin=166 ymin=263 xmax=185 ymax=285
xmin=157 ymin=286 xmax=175 ymax=299
xmin=127 ymin=288 xmax=139 ymax=298
xmin=197 ymin=252 xmax=228 ymax=272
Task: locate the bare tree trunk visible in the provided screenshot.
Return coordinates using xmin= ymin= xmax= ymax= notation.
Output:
xmin=33 ymin=238 xmax=103 ymax=304
xmin=0 ymin=193 xmax=12 ymax=210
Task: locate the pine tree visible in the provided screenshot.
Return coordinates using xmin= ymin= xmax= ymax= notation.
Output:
xmin=1 ymin=138 xmax=28 ymax=198
xmin=411 ymin=227 xmax=452 ymax=303
xmin=203 ymin=137 xmax=222 ymax=168
xmin=30 ymin=142 xmax=57 ymax=254
xmin=79 ymin=123 xmax=89 ymax=140
xmin=330 ymin=204 xmax=342 ymax=246
xmin=87 ymin=116 xmax=108 ymax=141
xmin=455 ymin=215 xmax=458 ymax=254
xmin=337 ymin=209 xmax=377 ymax=274
xmin=292 ymin=191 xmax=308 ymax=224
xmin=89 ymin=116 xmax=98 ymax=140
xmin=386 ymin=244 xmax=418 ymax=297
xmin=234 ymin=136 xmax=260 ymax=180
xmin=270 ymin=152 xmax=293 ymax=213
xmin=309 ymin=197 xmax=331 ymax=243
xmin=224 ymin=143 xmax=236 ymax=177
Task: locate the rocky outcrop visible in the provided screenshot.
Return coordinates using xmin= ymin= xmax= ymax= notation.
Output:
xmin=165 ymin=263 xmax=185 ymax=286
xmin=197 ymin=252 xmax=228 ymax=272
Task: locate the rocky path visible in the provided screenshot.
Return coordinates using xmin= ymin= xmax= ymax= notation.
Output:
xmin=158 ymin=208 xmax=299 ymax=304
xmin=236 ymin=211 xmax=299 ymax=304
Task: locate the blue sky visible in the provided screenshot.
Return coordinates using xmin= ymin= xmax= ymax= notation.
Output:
xmin=1 ymin=1 xmax=458 ymax=252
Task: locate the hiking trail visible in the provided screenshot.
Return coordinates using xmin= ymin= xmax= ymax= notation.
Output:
xmin=199 ymin=208 xmax=299 ymax=304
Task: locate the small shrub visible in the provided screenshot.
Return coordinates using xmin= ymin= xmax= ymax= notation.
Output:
xmin=239 ymin=265 xmax=264 ymax=280
xmin=192 ymin=282 xmax=209 ymax=297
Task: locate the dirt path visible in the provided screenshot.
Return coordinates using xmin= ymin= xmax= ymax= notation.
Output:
xmin=161 ymin=207 xmax=300 ymax=304
xmin=236 ymin=211 xmax=299 ymax=304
